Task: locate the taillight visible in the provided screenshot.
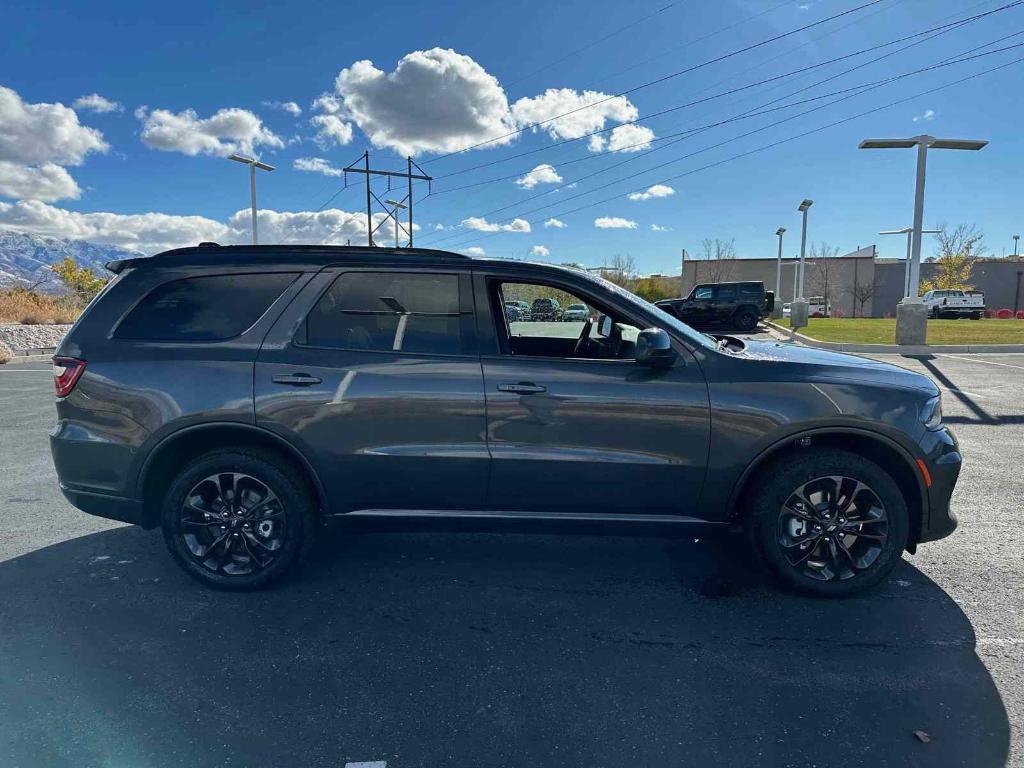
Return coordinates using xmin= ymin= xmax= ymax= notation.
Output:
xmin=53 ymin=357 xmax=86 ymax=398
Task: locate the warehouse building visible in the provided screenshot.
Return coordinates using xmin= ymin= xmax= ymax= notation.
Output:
xmin=679 ymin=247 xmax=1024 ymax=317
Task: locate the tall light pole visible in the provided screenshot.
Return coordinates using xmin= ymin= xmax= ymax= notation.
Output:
xmin=773 ymin=227 xmax=786 ymax=319
xmin=880 ymin=227 xmax=941 ymax=297
xmin=859 ymin=135 xmax=987 ymax=344
xmin=790 ymin=199 xmax=813 ymax=330
xmin=385 ymin=199 xmax=408 ymax=248
xmin=228 ymin=154 xmax=274 ymax=245
xmin=1014 ymin=234 xmax=1020 ymax=256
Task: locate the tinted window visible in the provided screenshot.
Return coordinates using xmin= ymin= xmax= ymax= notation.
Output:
xmin=738 ymin=283 xmax=763 ymax=298
xmin=715 ymin=285 xmax=736 ymax=301
xmin=115 ymin=273 xmax=295 ymax=341
xmin=305 ymin=271 xmax=467 ymax=354
xmin=694 ymin=286 xmax=713 ymax=300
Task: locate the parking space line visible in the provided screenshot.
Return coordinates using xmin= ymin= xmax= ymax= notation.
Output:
xmin=345 ymin=762 xmax=387 ymax=768
xmin=936 ymin=353 xmax=1024 ymax=371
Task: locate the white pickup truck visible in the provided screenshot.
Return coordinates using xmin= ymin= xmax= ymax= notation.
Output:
xmin=922 ymin=289 xmax=985 ymax=319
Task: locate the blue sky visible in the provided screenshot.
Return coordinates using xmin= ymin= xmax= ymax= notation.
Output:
xmin=1 ymin=0 xmax=1022 ymax=272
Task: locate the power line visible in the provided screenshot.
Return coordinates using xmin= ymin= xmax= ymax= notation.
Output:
xmin=430 ymin=48 xmax=1024 ymax=251
xmin=427 ymin=5 xmax=1004 ymax=192
xmin=503 ymin=0 xmax=689 ymax=88
xmin=422 ymin=27 xmax=1022 ymax=247
xmin=422 ymin=0 xmax=889 ymax=164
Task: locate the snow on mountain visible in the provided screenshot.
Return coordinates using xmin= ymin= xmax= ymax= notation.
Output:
xmin=0 ymin=230 xmax=144 ymax=288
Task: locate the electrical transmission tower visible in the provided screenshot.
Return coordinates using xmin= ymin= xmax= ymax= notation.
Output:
xmin=343 ymin=151 xmax=432 ymax=247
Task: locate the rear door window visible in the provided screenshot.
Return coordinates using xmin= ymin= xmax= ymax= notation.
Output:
xmin=115 ymin=273 xmax=296 ymax=341
xmin=304 ymin=271 xmax=472 ymax=355
xmin=715 ymin=285 xmax=737 ymax=301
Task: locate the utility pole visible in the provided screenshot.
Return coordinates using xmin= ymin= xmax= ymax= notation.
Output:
xmin=679 ymin=248 xmax=687 ymax=297
xmin=343 ymin=151 xmax=432 ymax=247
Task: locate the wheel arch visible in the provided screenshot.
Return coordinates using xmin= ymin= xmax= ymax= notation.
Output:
xmin=137 ymin=422 xmax=329 ymax=529
xmin=728 ymin=427 xmax=927 ymax=551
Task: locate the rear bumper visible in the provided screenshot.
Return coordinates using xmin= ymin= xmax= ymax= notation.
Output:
xmin=58 ymin=483 xmax=149 ymax=527
xmin=917 ymin=426 xmax=961 ymax=543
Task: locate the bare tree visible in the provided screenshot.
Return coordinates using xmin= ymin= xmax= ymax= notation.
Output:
xmin=847 ymin=280 xmax=877 ymax=318
xmin=807 ymin=241 xmax=841 ymax=313
xmin=598 ymin=253 xmax=637 ymax=287
xmin=696 ymin=237 xmax=736 ymax=283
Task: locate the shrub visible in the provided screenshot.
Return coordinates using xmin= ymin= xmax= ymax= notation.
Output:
xmin=0 ymin=342 xmax=11 ymax=364
xmin=985 ymin=309 xmax=996 ymax=318
xmin=830 ymin=308 xmax=845 ymax=318
xmin=996 ymin=308 xmax=1013 ymax=319
xmin=19 ymin=310 xmax=49 ymax=325
xmin=0 ymin=288 xmax=83 ymax=325
xmin=51 ymin=258 xmax=107 ymax=303
xmin=1016 ymin=310 xmax=1024 ymax=320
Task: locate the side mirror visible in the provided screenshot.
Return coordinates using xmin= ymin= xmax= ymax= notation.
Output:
xmin=635 ymin=328 xmax=677 ymax=367
xmin=597 ymin=314 xmax=613 ymax=337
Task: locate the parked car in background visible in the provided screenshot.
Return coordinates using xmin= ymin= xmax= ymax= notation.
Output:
xmin=656 ymin=281 xmax=774 ymax=332
xmin=782 ymin=302 xmax=792 ymax=318
xmin=506 ymin=300 xmax=530 ymax=320
xmin=530 ymin=297 xmax=563 ymax=321
xmin=504 ymin=301 xmax=524 ymax=321
xmin=923 ymin=289 xmax=984 ymax=319
xmin=807 ymin=296 xmax=829 ymax=318
xmin=50 ymin=244 xmax=960 ymax=597
xmin=562 ymin=303 xmax=589 ymax=322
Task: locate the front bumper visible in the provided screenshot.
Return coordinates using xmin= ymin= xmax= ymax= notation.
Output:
xmin=917 ymin=426 xmax=961 ymax=543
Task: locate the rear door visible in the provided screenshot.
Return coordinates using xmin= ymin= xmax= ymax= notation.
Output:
xmin=712 ymin=284 xmax=737 ymax=322
xmin=254 ymin=266 xmax=489 ymax=513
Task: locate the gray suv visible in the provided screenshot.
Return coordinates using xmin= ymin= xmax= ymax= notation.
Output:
xmin=50 ymin=245 xmax=960 ymax=595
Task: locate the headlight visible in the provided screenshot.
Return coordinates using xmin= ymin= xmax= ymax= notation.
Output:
xmin=921 ymin=394 xmax=943 ymax=430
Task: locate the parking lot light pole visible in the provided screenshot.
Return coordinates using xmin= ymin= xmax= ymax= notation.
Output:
xmin=859 ymin=135 xmax=987 ymax=344
xmin=1014 ymin=234 xmax=1020 ymax=256
xmin=384 ymin=199 xmax=408 ymax=248
xmin=773 ymin=228 xmax=786 ymax=318
xmin=790 ymin=200 xmax=813 ymax=330
xmin=228 ymin=154 xmax=274 ymax=245
xmin=880 ymin=227 xmax=941 ymax=297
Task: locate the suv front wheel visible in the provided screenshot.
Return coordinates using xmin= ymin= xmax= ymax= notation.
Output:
xmin=748 ymin=449 xmax=910 ymax=597
xmin=161 ymin=448 xmax=318 ymax=590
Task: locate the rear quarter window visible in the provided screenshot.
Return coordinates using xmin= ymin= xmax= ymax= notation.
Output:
xmin=114 ymin=272 xmax=296 ymax=341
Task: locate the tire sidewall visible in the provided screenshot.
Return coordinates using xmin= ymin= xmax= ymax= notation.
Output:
xmin=735 ymin=309 xmax=757 ymax=332
xmin=160 ymin=450 xmax=315 ymax=590
xmin=750 ymin=450 xmax=910 ymax=597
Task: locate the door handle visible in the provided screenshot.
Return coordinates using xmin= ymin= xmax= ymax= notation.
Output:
xmin=272 ymin=373 xmax=322 ymax=386
xmin=497 ymin=382 xmax=546 ymax=394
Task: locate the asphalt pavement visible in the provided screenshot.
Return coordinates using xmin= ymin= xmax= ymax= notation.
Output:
xmin=0 ymin=348 xmax=1022 ymax=768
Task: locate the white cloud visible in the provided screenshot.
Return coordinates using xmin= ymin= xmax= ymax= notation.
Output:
xmin=293 ymin=157 xmax=344 ymax=177
xmin=544 ymin=217 xmax=566 ymax=228
xmin=325 ymin=48 xmax=515 ymax=156
xmin=628 ymin=184 xmax=675 ymax=201
xmin=434 ymin=223 xmax=445 ymax=230
xmin=913 ymin=109 xmax=936 ymax=122
xmin=511 ymin=88 xmax=638 ymax=145
xmin=263 ymin=100 xmax=302 ymax=116
xmin=0 ymin=199 xmax=417 ymax=254
xmin=607 ymin=124 xmax=655 ymax=152
xmin=461 ymin=216 xmax=531 ymax=233
xmin=650 ymin=223 xmax=672 ymax=232
xmin=0 ymin=161 xmax=81 ymax=202
xmin=463 ymin=246 xmax=486 ymax=256
xmin=0 ymin=86 xmax=108 ymax=202
xmin=515 ymin=163 xmax=562 ymax=189
xmin=138 ymin=106 xmax=284 ymax=157
xmin=310 ymin=114 xmax=354 ymax=148
xmin=0 ymin=86 xmax=108 ymax=167
xmin=529 ymin=245 xmax=550 ymax=257
xmin=594 ymin=216 xmax=637 ymax=229
xmin=73 ymin=93 xmax=123 ymax=114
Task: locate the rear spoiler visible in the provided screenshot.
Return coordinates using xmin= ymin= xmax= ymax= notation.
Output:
xmin=105 ymin=258 xmax=140 ymax=274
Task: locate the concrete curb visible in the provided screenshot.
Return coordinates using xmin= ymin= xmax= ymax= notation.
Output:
xmin=764 ymin=321 xmax=1024 ymax=355
xmin=1 ymin=348 xmax=55 ymax=364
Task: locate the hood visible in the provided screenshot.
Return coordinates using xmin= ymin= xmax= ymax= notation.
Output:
xmin=732 ymin=339 xmax=939 ymax=396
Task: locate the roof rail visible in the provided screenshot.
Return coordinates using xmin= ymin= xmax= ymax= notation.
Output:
xmin=197 ymin=241 xmax=220 ymax=248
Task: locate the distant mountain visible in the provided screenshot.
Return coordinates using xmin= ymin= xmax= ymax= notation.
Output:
xmin=0 ymin=230 xmax=144 ymax=289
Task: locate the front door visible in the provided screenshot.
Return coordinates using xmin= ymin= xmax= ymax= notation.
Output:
xmin=477 ymin=274 xmax=710 ymax=517
xmin=255 ymin=267 xmax=488 ymax=513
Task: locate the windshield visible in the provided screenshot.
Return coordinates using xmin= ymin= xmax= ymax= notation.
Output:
xmin=578 ymin=269 xmax=717 ymax=350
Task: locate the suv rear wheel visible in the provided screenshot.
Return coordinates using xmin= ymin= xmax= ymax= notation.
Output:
xmin=748 ymin=449 xmax=909 ymax=597
xmin=161 ymin=448 xmax=317 ymax=590
xmin=733 ymin=308 xmax=758 ymax=332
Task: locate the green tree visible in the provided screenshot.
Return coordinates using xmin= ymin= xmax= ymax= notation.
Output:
xmin=50 ymin=257 xmax=107 ymax=302
xmin=920 ymin=223 xmax=985 ymax=292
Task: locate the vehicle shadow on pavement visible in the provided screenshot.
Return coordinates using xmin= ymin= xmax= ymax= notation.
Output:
xmin=0 ymin=522 xmax=1009 ymax=768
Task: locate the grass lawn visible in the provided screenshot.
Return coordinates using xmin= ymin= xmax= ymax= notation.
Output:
xmin=775 ymin=317 xmax=1024 ymax=345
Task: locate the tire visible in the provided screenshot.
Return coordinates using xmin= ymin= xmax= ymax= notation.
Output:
xmin=161 ymin=448 xmax=318 ymax=590
xmin=734 ymin=308 xmax=758 ymax=333
xmin=747 ymin=449 xmax=909 ymax=597
xmin=970 ymin=313 xmax=981 ymax=320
